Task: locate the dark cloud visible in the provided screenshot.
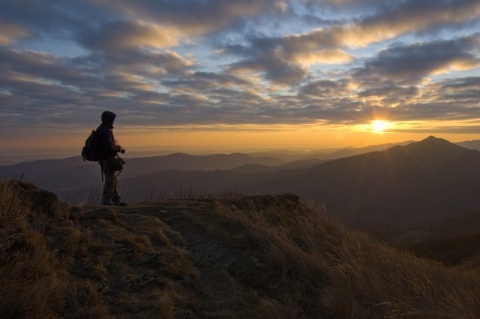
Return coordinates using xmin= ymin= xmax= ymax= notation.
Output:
xmin=299 ymin=79 xmax=349 ymax=97
xmin=354 ymin=36 xmax=480 ymax=85
xmin=90 ymin=0 xmax=285 ymax=37
xmin=78 ymin=20 xmax=171 ymax=52
xmin=357 ymin=86 xmax=418 ymax=98
xmin=229 ymin=56 xmax=310 ymax=86
xmin=0 ymin=1 xmax=113 ymax=44
xmin=441 ymin=76 xmax=480 ymax=89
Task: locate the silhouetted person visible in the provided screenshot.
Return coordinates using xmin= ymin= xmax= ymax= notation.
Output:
xmin=97 ymin=111 xmax=127 ymax=206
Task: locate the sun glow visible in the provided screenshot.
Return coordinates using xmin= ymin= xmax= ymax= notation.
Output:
xmin=371 ymin=120 xmax=389 ymax=133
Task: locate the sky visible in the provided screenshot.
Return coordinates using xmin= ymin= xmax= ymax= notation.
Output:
xmin=1 ymin=0 xmax=480 ymax=159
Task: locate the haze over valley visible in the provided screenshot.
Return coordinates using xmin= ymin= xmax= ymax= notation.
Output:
xmin=3 ymin=136 xmax=480 ymax=231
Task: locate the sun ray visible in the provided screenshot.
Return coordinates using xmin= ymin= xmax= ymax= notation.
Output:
xmin=372 ymin=120 xmax=388 ymax=133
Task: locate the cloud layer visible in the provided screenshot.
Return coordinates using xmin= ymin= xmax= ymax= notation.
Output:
xmin=0 ymin=0 xmax=479 ymax=139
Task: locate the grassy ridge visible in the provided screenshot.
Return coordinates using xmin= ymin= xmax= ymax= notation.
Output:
xmin=0 ymin=180 xmax=198 ymax=318
xmin=210 ymin=196 xmax=480 ymax=318
xmin=1 ymin=180 xmax=479 ymax=318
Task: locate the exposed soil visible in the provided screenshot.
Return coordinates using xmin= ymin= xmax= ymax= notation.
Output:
xmin=114 ymin=200 xmax=263 ymax=318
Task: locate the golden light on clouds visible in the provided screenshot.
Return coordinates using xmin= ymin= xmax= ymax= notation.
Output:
xmin=124 ymin=22 xmax=181 ymax=49
xmin=0 ymin=21 xmax=27 ymax=45
xmin=294 ymin=49 xmax=354 ymax=66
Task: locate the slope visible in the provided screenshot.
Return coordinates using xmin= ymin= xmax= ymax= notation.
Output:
xmin=1 ymin=180 xmax=480 ymax=318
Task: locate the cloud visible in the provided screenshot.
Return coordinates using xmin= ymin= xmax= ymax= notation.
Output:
xmin=0 ymin=46 xmax=195 ymax=127
xmin=280 ymin=0 xmax=480 ymax=53
xmin=224 ymin=31 xmax=354 ymax=85
xmin=229 ymin=56 xmax=310 ymax=86
xmin=299 ymin=79 xmax=350 ymax=97
xmin=290 ymin=0 xmax=480 ymax=52
xmin=221 ymin=0 xmax=480 ymax=86
xmin=0 ymin=20 xmax=28 ymax=45
xmin=0 ymin=1 xmax=113 ymax=43
xmin=0 ymin=0 xmax=479 ymax=139
xmin=89 ymin=0 xmax=281 ymax=39
xmin=353 ymin=36 xmax=480 ymax=85
xmin=78 ymin=20 xmax=182 ymax=52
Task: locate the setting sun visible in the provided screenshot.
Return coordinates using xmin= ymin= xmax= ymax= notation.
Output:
xmin=372 ymin=120 xmax=389 ymax=133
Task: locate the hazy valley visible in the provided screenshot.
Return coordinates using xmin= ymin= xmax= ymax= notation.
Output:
xmin=3 ymin=136 xmax=480 ymax=230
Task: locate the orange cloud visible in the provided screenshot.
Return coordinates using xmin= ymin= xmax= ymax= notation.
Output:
xmin=0 ymin=21 xmax=27 ymax=45
xmin=100 ymin=21 xmax=182 ymax=50
xmin=293 ymin=49 xmax=354 ymax=66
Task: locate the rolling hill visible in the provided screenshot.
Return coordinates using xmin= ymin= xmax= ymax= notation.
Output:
xmin=271 ymin=136 xmax=480 ymax=227
xmin=0 ymin=152 xmax=285 ymax=195
xmin=113 ymin=136 xmax=480 ymax=228
xmin=3 ymin=136 xmax=480 ymax=229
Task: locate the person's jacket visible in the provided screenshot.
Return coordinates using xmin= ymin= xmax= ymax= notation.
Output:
xmin=96 ymin=123 xmax=120 ymax=160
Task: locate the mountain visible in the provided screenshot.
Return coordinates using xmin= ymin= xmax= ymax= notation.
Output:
xmin=0 ymin=152 xmax=285 ymax=195
xmin=109 ymin=136 xmax=480 ymax=228
xmin=121 ymin=153 xmax=284 ymax=178
xmin=260 ymin=136 xmax=480 ymax=227
xmin=4 ymin=136 xmax=480 ymax=228
xmin=317 ymin=140 xmax=414 ymax=160
xmin=457 ymin=139 xmax=480 ymax=151
xmin=248 ymin=140 xmax=413 ymax=162
xmin=363 ymin=207 xmax=480 ymax=266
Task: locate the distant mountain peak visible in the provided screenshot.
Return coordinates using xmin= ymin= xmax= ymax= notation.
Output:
xmin=416 ymin=135 xmax=465 ymax=150
xmin=421 ymin=135 xmax=452 ymax=144
xmin=401 ymin=136 xmax=467 ymax=170
xmin=423 ymin=135 xmax=441 ymax=141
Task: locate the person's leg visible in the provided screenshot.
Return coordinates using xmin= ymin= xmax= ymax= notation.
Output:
xmin=112 ymin=172 xmax=127 ymax=205
xmin=102 ymin=169 xmax=115 ymax=205
xmin=112 ymin=172 xmax=120 ymax=203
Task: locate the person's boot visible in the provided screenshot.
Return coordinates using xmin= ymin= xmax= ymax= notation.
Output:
xmin=112 ymin=194 xmax=127 ymax=206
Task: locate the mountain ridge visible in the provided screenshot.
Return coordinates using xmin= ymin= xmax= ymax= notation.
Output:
xmin=282 ymin=136 xmax=480 ymax=227
xmin=3 ymin=136 xmax=480 ymax=229
xmin=115 ymin=136 xmax=480 ymax=228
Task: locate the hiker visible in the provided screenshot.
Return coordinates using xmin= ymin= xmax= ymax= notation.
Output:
xmin=97 ymin=111 xmax=127 ymax=206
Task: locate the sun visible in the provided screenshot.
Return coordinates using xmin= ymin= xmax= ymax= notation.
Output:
xmin=371 ymin=120 xmax=389 ymax=133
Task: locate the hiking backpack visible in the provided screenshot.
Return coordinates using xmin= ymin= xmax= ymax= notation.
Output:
xmin=81 ymin=130 xmax=101 ymax=162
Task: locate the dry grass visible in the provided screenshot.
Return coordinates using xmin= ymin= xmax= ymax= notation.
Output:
xmin=0 ymin=181 xmax=72 ymax=318
xmin=0 ymin=180 xmax=198 ymax=319
xmin=0 ymin=180 xmax=32 ymax=226
xmin=212 ymin=195 xmax=480 ymax=319
xmin=406 ymin=234 xmax=480 ymax=266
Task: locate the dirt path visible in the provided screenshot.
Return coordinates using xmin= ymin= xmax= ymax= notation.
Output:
xmin=116 ymin=200 xmax=261 ymax=319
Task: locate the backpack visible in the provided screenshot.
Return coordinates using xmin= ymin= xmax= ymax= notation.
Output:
xmin=81 ymin=130 xmax=101 ymax=162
